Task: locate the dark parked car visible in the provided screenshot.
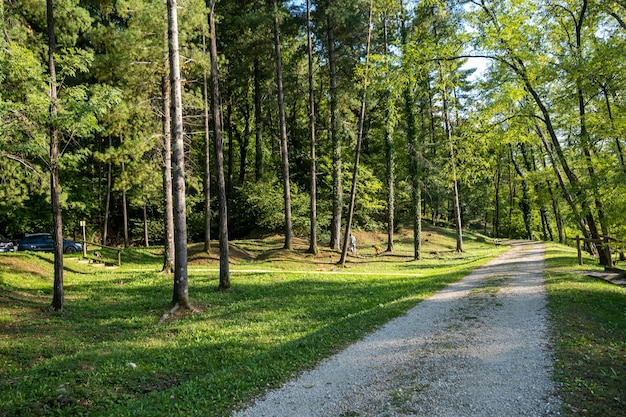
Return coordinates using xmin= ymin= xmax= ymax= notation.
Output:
xmin=0 ymin=234 xmax=16 ymax=252
xmin=18 ymin=233 xmax=82 ymax=254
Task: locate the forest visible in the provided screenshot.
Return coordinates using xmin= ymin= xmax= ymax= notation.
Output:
xmin=1 ymin=0 xmax=625 ymax=270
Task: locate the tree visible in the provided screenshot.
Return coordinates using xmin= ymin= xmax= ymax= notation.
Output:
xmin=327 ymin=1 xmax=342 ymax=250
xmin=208 ymin=0 xmax=231 ymax=290
xmin=400 ymin=3 xmax=423 ymax=260
xmin=272 ymin=0 xmax=294 ymax=250
xmin=167 ymin=0 xmax=191 ymax=309
xmin=306 ymin=0 xmax=319 ymax=254
xmin=440 ymin=63 xmax=463 ymax=253
xmin=201 ymin=29 xmax=212 ymax=254
xmin=340 ymin=0 xmax=373 ymax=266
xmin=47 ymin=0 xmax=64 ymax=311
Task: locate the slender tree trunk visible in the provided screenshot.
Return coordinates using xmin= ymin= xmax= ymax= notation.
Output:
xmin=494 ymin=154 xmax=501 ymax=237
xmin=120 ymin=135 xmax=129 ymax=248
xmin=208 ymin=0 xmax=231 ymax=289
xmin=572 ymin=1 xmax=608 ymax=264
xmin=143 ymin=204 xmax=149 ymax=246
xmin=306 ymin=0 xmax=318 ymax=255
xmin=403 ymin=8 xmax=421 ymax=260
xmin=406 ymin=78 xmax=421 ymax=260
xmin=339 ymin=0 xmax=372 ymax=267
xmin=383 ymin=15 xmax=394 ymax=253
xmin=439 ymin=65 xmax=463 ymax=252
xmin=509 ymin=144 xmax=532 ymax=240
xmin=103 ymin=135 xmax=112 ymax=246
xmin=254 ymin=58 xmax=264 ymax=181
xmin=239 ymin=99 xmax=250 ymax=184
xmin=545 ymin=174 xmax=565 ymax=244
xmin=328 ymin=5 xmax=342 ymax=250
xmin=226 ymin=96 xmax=234 ymax=196
xmin=161 ymin=73 xmax=175 ymax=273
xmin=47 ymin=0 xmax=63 ymax=312
xmin=202 ymin=30 xmax=211 ymax=254
xmin=167 ymin=0 xmax=191 ymax=307
xmin=507 ymin=159 xmax=514 ymax=239
xmin=272 ymin=0 xmax=293 ymax=250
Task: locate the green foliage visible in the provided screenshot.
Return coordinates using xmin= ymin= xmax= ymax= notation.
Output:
xmin=229 ymin=179 xmax=310 ymax=238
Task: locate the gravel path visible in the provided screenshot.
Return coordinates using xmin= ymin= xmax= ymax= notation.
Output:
xmin=233 ymin=242 xmax=561 ymax=417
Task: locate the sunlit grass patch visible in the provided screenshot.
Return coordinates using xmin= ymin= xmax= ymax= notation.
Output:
xmin=545 ymin=243 xmax=626 ymax=417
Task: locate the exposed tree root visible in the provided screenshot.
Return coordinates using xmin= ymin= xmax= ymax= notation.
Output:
xmin=158 ymin=301 xmax=199 ymax=324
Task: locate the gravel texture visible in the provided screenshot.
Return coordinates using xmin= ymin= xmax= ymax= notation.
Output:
xmin=233 ymin=242 xmax=561 ymax=417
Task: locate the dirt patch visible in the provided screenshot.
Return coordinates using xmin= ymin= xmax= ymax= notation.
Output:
xmin=187 ymin=242 xmax=256 ymax=265
xmin=0 ymin=255 xmax=49 ymax=277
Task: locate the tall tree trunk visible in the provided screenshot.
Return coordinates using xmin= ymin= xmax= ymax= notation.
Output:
xmin=226 ymin=96 xmax=234 ymax=196
xmin=208 ymin=0 xmax=231 ymax=289
xmin=239 ymin=99 xmax=250 ymax=184
xmin=272 ymin=0 xmax=293 ymax=250
xmin=47 ymin=0 xmax=63 ymax=312
xmin=328 ymin=5 xmax=342 ymax=250
xmin=439 ymin=64 xmax=463 ymax=252
xmin=546 ymin=176 xmax=565 ymax=244
xmin=409 ymin=93 xmax=422 ymax=260
xmin=572 ymin=0 xmax=609 ymax=264
xmin=494 ymin=153 xmax=501 ymax=237
xmin=254 ymin=58 xmax=264 ymax=181
xmin=306 ymin=0 xmax=318 ymax=255
xmin=383 ymin=15 xmax=394 ymax=253
xmin=202 ymin=30 xmax=211 ymax=254
xmin=507 ymin=159 xmax=514 ymax=239
xmin=167 ymin=0 xmax=191 ymax=307
xmin=339 ymin=0 xmax=372 ymax=267
xmin=403 ymin=8 xmax=421 ymax=260
xmin=103 ymin=135 xmax=112 ymax=246
xmin=121 ymin=135 xmax=129 ymax=249
xmin=161 ymin=73 xmax=175 ymax=273
xmin=143 ymin=204 xmax=149 ymax=246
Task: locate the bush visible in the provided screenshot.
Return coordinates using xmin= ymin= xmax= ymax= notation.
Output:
xmin=229 ymin=180 xmax=310 ymax=238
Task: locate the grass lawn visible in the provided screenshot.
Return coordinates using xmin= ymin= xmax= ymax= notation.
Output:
xmin=1 ymin=228 xmax=625 ymax=416
xmin=0 ymin=227 xmax=502 ymax=416
xmin=544 ymin=243 xmax=626 ymax=417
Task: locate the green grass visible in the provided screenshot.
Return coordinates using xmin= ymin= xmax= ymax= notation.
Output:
xmin=544 ymin=243 xmax=626 ymax=416
xmin=6 ymin=230 xmax=625 ymax=416
xmin=0 ymin=227 xmax=504 ymax=417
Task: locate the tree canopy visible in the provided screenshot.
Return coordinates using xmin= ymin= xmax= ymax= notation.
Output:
xmin=1 ymin=0 xmax=625 ymax=264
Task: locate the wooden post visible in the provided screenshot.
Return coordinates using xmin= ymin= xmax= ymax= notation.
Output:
xmin=576 ymin=236 xmax=582 ymax=266
xmin=80 ymin=220 xmax=87 ymax=258
xmin=117 ymin=250 xmax=121 ymax=266
xmin=604 ymin=236 xmax=613 ymax=269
